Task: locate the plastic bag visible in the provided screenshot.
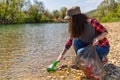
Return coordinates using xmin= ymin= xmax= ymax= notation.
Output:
xmin=72 ymin=45 xmax=106 ymax=79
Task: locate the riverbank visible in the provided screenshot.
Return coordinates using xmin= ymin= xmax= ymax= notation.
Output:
xmin=42 ymin=22 xmax=120 ymax=80
xmin=0 ymin=22 xmax=120 ymax=80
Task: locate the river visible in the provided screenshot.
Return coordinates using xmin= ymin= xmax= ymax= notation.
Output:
xmin=0 ymin=23 xmax=71 ymax=80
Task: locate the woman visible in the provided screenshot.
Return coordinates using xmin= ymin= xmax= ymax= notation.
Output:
xmin=57 ymin=6 xmax=110 ymax=64
xmin=55 ymin=6 xmax=110 ymax=79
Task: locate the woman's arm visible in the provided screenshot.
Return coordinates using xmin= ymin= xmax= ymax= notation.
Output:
xmin=96 ymin=32 xmax=108 ymax=40
xmin=57 ymin=38 xmax=73 ymax=62
xmin=91 ymin=19 xmax=108 ymax=46
xmin=92 ymin=32 xmax=108 ymax=46
xmin=56 ymin=48 xmax=68 ymax=62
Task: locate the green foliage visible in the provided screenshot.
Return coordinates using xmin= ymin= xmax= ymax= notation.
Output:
xmin=43 ymin=9 xmax=53 ymax=19
xmin=116 ymin=3 xmax=120 ymax=17
xmin=0 ymin=0 xmax=26 ymax=24
xmin=101 ymin=16 xmax=109 ymax=22
xmin=0 ymin=0 xmax=67 ymax=24
xmin=27 ymin=5 xmax=40 ymax=23
xmin=0 ymin=0 xmax=49 ymax=24
xmin=26 ymin=15 xmax=35 ymax=23
xmin=93 ymin=0 xmax=120 ymax=22
xmin=13 ymin=12 xmax=26 ymax=24
xmin=60 ymin=7 xmax=67 ymax=19
xmin=1 ymin=0 xmax=120 ymax=24
xmin=52 ymin=10 xmax=60 ymax=18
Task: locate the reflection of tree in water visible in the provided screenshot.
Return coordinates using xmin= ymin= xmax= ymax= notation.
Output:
xmin=0 ymin=26 xmax=26 ymax=52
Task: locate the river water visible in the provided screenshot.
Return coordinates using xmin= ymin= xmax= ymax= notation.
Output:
xmin=0 ymin=23 xmax=72 ymax=80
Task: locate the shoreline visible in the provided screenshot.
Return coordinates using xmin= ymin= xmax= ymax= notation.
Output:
xmin=44 ymin=22 xmax=120 ymax=80
xmin=1 ymin=22 xmax=120 ymax=80
xmin=0 ymin=21 xmax=120 ymax=25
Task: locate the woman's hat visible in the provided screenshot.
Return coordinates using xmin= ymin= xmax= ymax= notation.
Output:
xmin=64 ymin=6 xmax=81 ymax=20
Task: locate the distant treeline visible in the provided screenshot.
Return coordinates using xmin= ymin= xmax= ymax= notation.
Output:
xmin=0 ymin=0 xmax=120 ymax=24
xmin=87 ymin=0 xmax=120 ymax=22
xmin=0 ymin=0 xmax=67 ymax=24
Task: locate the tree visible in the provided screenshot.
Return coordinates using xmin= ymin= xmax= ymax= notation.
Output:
xmin=43 ymin=9 xmax=53 ymax=19
xmin=52 ymin=10 xmax=60 ymax=19
xmin=109 ymin=0 xmax=117 ymax=12
xmin=117 ymin=3 xmax=120 ymax=17
xmin=60 ymin=7 xmax=67 ymax=19
xmin=0 ymin=0 xmax=26 ymax=24
xmin=27 ymin=5 xmax=41 ymax=22
xmin=23 ymin=0 xmax=45 ymax=13
xmin=33 ymin=0 xmax=45 ymax=13
xmin=23 ymin=0 xmax=45 ymax=23
xmin=95 ymin=0 xmax=119 ymax=22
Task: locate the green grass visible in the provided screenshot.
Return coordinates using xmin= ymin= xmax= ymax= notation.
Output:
xmin=101 ymin=18 xmax=120 ymax=23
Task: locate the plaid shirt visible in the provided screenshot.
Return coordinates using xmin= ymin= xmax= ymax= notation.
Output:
xmin=65 ymin=19 xmax=110 ymax=49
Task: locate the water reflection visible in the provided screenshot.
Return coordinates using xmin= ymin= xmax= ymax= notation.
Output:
xmin=0 ymin=23 xmax=68 ymax=79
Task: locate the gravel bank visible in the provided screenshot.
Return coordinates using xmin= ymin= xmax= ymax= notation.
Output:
xmin=45 ymin=22 xmax=120 ymax=80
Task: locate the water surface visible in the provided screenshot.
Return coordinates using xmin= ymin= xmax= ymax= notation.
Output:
xmin=0 ymin=23 xmax=69 ymax=79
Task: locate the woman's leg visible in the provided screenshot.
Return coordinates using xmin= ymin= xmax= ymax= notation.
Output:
xmin=96 ymin=46 xmax=110 ymax=61
xmin=71 ymin=39 xmax=88 ymax=69
xmin=73 ymin=38 xmax=89 ymax=55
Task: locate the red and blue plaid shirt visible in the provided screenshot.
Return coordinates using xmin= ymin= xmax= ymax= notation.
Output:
xmin=65 ymin=18 xmax=110 ymax=49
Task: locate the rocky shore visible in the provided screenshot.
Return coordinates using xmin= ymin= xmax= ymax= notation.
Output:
xmin=44 ymin=22 xmax=120 ymax=80
xmin=1 ymin=22 xmax=120 ymax=80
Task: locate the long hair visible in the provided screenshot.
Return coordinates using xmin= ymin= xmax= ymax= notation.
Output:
xmin=69 ymin=13 xmax=88 ymax=38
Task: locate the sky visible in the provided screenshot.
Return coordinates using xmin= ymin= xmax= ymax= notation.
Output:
xmin=37 ymin=0 xmax=104 ymax=13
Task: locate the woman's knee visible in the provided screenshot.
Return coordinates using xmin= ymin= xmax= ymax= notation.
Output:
xmin=73 ymin=38 xmax=80 ymax=46
xmin=73 ymin=38 xmax=88 ymax=55
xmin=77 ymin=47 xmax=87 ymax=55
xmin=96 ymin=46 xmax=110 ymax=60
xmin=73 ymin=38 xmax=82 ymax=53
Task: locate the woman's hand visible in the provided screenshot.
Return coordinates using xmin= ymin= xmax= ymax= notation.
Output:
xmin=92 ymin=38 xmax=99 ymax=46
xmin=56 ymin=48 xmax=68 ymax=62
xmin=92 ymin=32 xmax=108 ymax=46
xmin=57 ymin=54 xmax=64 ymax=62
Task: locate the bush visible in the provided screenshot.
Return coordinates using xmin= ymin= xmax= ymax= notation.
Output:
xmin=101 ymin=16 xmax=110 ymax=22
